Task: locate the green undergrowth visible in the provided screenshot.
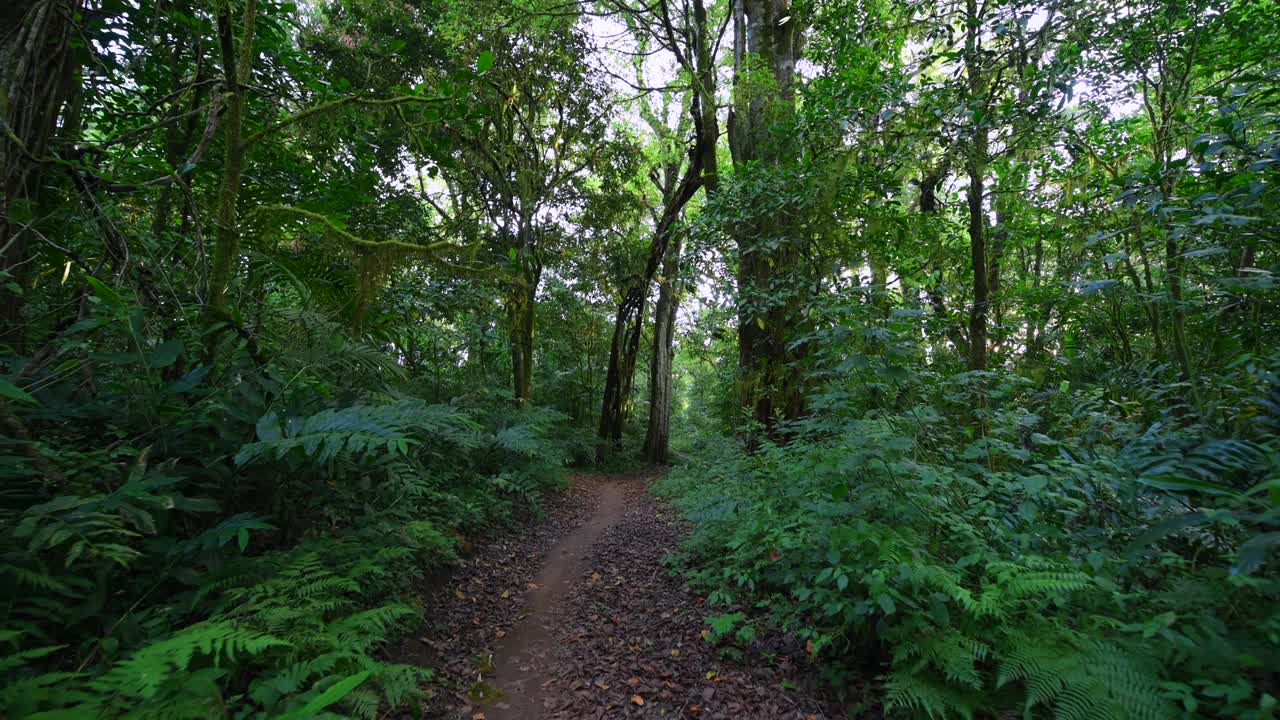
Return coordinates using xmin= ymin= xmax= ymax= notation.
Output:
xmin=659 ymin=362 xmax=1280 ymax=719
xmin=1 ymin=305 xmax=584 ymax=718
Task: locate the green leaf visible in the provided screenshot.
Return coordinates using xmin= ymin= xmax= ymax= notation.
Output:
xmin=477 ymin=50 xmax=495 ymax=73
xmin=277 ymin=670 xmax=371 ymax=719
xmin=877 ymin=593 xmax=896 ymax=615
xmin=1234 ymin=532 xmax=1280 ymax=576
xmin=0 ymin=377 xmax=37 ymax=405
xmin=85 ymin=276 xmax=123 ymax=306
xmin=1137 ymin=476 xmax=1241 ymax=498
xmin=255 ymin=412 xmax=283 ymax=443
xmin=146 ymin=339 xmax=184 ymax=368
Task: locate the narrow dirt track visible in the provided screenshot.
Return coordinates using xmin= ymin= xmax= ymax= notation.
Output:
xmin=484 ymin=480 xmax=627 ymax=718
xmin=410 ymin=471 xmax=841 ymax=720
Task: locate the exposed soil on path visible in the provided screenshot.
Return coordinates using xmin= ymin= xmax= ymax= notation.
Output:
xmin=408 ymin=470 xmax=842 ymax=720
xmin=483 ymin=479 xmax=626 ymax=718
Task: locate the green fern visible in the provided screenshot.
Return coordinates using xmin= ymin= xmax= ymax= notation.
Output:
xmin=235 ymin=401 xmax=480 ymax=466
xmin=92 ymin=621 xmax=287 ymax=699
xmin=884 ymin=670 xmax=983 ymax=720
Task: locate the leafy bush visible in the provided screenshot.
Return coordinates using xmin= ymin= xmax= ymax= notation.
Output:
xmin=0 ymin=290 xmax=574 ymax=718
xmin=660 ymin=358 xmax=1280 ymax=719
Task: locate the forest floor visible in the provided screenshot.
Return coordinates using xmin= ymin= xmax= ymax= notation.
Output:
xmin=395 ymin=470 xmax=844 ymax=719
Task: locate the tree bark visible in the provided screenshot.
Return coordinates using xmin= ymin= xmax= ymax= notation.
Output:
xmin=508 ymin=276 xmax=536 ymax=404
xmin=964 ymin=0 xmax=989 ymax=372
xmin=599 ymin=143 xmax=704 ymax=453
xmin=644 ymin=233 xmax=682 ymax=463
xmin=1 ymin=0 xmax=81 ymax=352
xmin=204 ymin=0 xmax=257 ymax=343
xmin=506 ymin=207 xmax=542 ymax=404
xmin=730 ymin=0 xmax=807 ymax=435
xmin=598 ymin=289 xmax=645 ymax=447
xmin=639 ymin=0 xmax=721 ymax=463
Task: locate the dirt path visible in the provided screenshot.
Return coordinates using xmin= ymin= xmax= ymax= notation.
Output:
xmin=483 ymin=480 xmax=626 ymax=718
xmin=412 ymin=471 xmax=841 ymax=720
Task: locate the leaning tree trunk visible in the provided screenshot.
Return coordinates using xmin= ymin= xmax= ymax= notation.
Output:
xmin=598 ymin=286 xmax=646 ymax=448
xmin=598 ymin=148 xmax=703 ymax=453
xmin=639 ymin=0 xmax=721 ymax=463
xmin=1 ymin=0 xmax=81 ymax=353
xmin=600 ymin=67 xmax=711 ymax=455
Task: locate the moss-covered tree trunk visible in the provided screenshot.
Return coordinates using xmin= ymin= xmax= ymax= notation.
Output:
xmin=508 ymin=277 xmax=537 ymax=404
xmin=598 ymin=288 xmax=645 ymax=447
xmin=599 ymin=151 xmax=703 ymax=453
xmin=729 ymin=0 xmax=806 ymax=435
xmin=1 ymin=0 xmax=80 ymax=353
xmin=640 ymin=0 xmax=721 ymax=463
xmin=507 ymin=214 xmax=541 ymax=405
xmin=204 ymin=0 xmax=257 ymax=344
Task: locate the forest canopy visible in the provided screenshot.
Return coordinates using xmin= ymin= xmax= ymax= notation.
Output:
xmin=1 ymin=0 xmax=1278 ymax=716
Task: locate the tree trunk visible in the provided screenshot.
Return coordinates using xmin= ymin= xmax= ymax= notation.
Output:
xmin=598 ymin=288 xmax=645 ymax=449
xmin=730 ymin=0 xmax=806 ymax=435
xmin=639 ymin=0 xmax=721 ymax=463
xmin=508 ymin=272 xmax=537 ymax=404
xmin=644 ymin=234 xmax=682 ymax=464
xmin=599 ymin=147 xmax=704 ymax=452
xmin=1 ymin=0 xmax=81 ymax=352
xmin=964 ymin=0 xmax=989 ymax=372
xmin=204 ymin=0 xmax=257 ymax=342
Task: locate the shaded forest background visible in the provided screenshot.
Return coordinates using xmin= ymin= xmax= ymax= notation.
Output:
xmin=1 ymin=0 xmax=1278 ymax=716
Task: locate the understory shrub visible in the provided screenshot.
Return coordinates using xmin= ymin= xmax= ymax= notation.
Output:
xmin=660 ymin=362 xmax=1280 ymax=719
xmin=1 ymin=300 xmax=574 ymax=718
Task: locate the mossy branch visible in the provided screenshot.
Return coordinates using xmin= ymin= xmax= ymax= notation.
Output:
xmin=254 ymin=204 xmax=458 ymax=255
xmin=242 ymin=94 xmax=450 ymax=149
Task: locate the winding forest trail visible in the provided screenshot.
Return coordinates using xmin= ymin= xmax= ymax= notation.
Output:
xmin=406 ymin=471 xmax=842 ymax=720
xmin=483 ymin=479 xmax=627 ymax=718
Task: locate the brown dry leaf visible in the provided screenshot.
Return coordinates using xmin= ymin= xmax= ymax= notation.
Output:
xmin=501 ymin=590 xmax=510 ymax=599
xmin=631 ymin=694 xmax=645 ymax=706
xmin=454 ymin=589 xmax=466 ymax=600
xmin=626 ymin=676 xmax=642 ymax=685
xmin=670 ymin=648 xmax=680 ymax=657
xmin=495 ymin=630 xmax=507 ymax=638
xmin=527 ymin=582 xmax=540 ymax=590
xmin=471 ymin=713 xmax=486 ymax=720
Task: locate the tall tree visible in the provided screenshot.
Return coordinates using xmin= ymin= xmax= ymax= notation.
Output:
xmin=729 ymin=0 xmax=808 ymax=430
xmin=597 ymin=0 xmax=722 ymax=456
xmin=437 ymin=19 xmax=614 ymax=403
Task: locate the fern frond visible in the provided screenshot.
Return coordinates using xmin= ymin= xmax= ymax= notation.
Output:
xmin=91 ymin=621 xmax=287 ymax=700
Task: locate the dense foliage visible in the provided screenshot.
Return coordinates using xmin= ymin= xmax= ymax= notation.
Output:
xmin=656 ymin=0 xmax=1280 ymax=715
xmin=2 ymin=0 xmax=1278 ymax=716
